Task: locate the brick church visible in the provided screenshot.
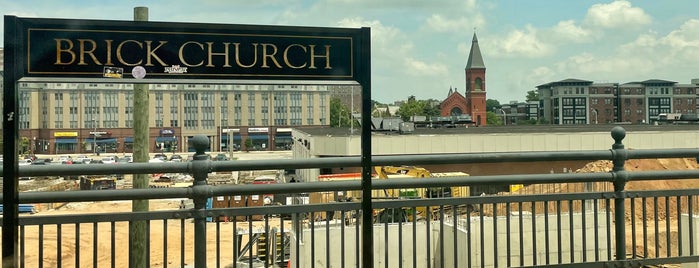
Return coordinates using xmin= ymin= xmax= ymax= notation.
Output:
xmin=440 ymin=33 xmax=487 ymax=126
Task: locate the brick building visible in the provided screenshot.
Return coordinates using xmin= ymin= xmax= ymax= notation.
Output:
xmin=538 ymin=78 xmax=699 ymax=125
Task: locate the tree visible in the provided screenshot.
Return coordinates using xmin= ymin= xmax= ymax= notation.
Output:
xmin=526 ymin=90 xmax=540 ymax=102
xmin=330 ymin=98 xmax=352 ymax=127
xmin=20 ymin=137 xmax=30 ymax=155
xmin=486 ymin=99 xmax=501 ymax=113
xmin=517 ymin=118 xmax=538 ymax=125
xmin=486 ymin=111 xmax=503 ymax=125
xmin=244 ymin=138 xmax=253 ymax=152
xmin=396 ymin=98 xmax=438 ymax=121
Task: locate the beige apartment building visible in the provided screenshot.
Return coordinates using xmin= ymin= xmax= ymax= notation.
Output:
xmin=13 ymin=82 xmax=331 ymax=154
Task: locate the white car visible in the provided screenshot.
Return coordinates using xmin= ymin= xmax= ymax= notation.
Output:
xmin=75 ymin=155 xmax=89 ymax=163
xmin=101 ymin=156 xmax=118 ymax=164
xmin=57 ymin=155 xmax=72 ymax=163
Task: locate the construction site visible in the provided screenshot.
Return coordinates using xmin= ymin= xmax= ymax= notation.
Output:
xmin=10 ymin=155 xmax=699 ymax=267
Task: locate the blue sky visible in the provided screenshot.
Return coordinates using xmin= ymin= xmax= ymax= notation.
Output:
xmin=2 ymin=0 xmax=698 ymax=104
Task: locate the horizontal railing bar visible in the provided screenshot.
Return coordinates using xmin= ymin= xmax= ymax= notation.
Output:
xmin=372 ymin=172 xmax=614 ymax=188
xmin=627 ymin=170 xmax=699 ymax=181
xmin=8 ymin=148 xmax=699 ymax=177
xmin=10 ymin=202 xmax=362 ymax=225
xmin=11 ymin=187 xmax=191 ymax=203
xmin=372 ymin=150 xmax=614 ymax=165
xmin=374 ymin=192 xmax=612 ymax=208
xmin=625 ymin=188 xmax=699 ymax=198
xmin=13 ymin=209 xmax=191 ymax=225
xmin=523 ymin=255 xmax=699 ymax=268
xmin=11 ymin=169 xmax=699 ymax=203
xmin=627 ymin=148 xmax=699 ymax=159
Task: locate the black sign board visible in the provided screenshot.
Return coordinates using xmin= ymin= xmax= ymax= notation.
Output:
xmin=16 ymin=17 xmax=362 ymax=80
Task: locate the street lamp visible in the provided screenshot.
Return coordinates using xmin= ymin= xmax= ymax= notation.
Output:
xmin=499 ymin=108 xmax=507 ymax=125
xmin=591 ymin=109 xmax=598 ymax=124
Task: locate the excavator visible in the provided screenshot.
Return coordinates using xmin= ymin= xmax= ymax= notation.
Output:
xmin=373 ymin=165 xmax=471 ymax=222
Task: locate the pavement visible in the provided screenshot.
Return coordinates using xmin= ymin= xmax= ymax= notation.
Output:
xmin=28 ymin=150 xmax=292 ymax=163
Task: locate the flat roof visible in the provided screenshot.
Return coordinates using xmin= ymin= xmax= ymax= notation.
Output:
xmin=295 ymin=124 xmax=699 ymax=137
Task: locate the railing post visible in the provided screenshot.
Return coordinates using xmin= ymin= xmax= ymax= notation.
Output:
xmin=190 ymin=135 xmax=211 ymax=268
xmin=610 ymin=126 xmax=628 ymax=261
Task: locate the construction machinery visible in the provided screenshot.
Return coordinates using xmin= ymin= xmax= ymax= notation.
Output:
xmin=373 ymin=166 xmax=471 ymax=222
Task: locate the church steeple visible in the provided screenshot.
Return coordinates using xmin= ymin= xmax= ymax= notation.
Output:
xmin=465 ymin=31 xmax=487 ymax=126
xmin=465 ymin=32 xmax=485 ymax=70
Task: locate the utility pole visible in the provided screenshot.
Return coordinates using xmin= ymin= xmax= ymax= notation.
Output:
xmin=130 ymin=6 xmax=149 ymax=268
xmin=92 ymin=118 xmax=98 ymax=155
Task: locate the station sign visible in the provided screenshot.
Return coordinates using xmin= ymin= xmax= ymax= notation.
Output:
xmin=12 ymin=17 xmax=361 ymax=81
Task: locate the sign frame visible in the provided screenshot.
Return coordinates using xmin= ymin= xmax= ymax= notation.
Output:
xmin=3 ymin=15 xmax=373 ymax=267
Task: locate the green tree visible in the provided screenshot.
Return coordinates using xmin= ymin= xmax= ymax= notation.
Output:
xmin=526 ymin=90 xmax=540 ymax=102
xmin=20 ymin=137 xmax=30 ymax=155
xmin=396 ymin=97 xmax=438 ymax=121
xmin=517 ymin=118 xmax=538 ymax=125
xmin=244 ymin=138 xmax=253 ymax=152
xmin=486 ymin=99 xmax=501 ymax=113
xmin=486 ymin=111 xmax=503 ymax=125
xmin=330 ymin=98 xmax=352 ymax=127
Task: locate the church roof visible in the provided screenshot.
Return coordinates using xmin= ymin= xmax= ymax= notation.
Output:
xmin=465 ymin=32 xmax=485 ymax=69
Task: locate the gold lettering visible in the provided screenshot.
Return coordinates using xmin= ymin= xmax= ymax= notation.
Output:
xmin=234 ymin=43 xmax=258 ymax=68
xmin=116 ymin=40 xmax=143 ymax=66
xmin=104 ymin=40 xmax=114 ymax=65
xmin=283 ymin=44 xmax=307 ymax=69
xmin=178 ymin=41 xmax=204 ymax=67
xmin=145 ymin=41 xmax=168 ymax=66
xmin=261 ymin=43 xmax=282 ymax=68
xmin=206 ymin=42 xmax=231 ymax=67
xmin=54 ymin=39 xmax=76 ymax=65
xmin=78 ymin=39 xmax=102 ymax=65
xmin=309 ymin=45 xmax=332 ymax=69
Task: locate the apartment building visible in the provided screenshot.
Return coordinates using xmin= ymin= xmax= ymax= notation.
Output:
xmin=537 ymin=78 xmax=699 ymax=125
xmin=12 ymin=82 xmax=331 ymax=154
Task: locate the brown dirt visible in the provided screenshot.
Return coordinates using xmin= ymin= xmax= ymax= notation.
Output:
xmin=11 ymin=158 xmax=699 ymax=266
xmin=8 ymin=200 xmax=291 ymax=267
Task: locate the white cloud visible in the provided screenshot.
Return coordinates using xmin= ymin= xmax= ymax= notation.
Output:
xmin=551 ymin=20 xmax=593 ymax=42
xmin=404 ymin=57 xmax=449 ymax=76
xmin=490 ymin=25 xmax=555 ymax=58
xmin=538 ymin=18 xmax=699 ymax=89
xmin=662 ymin=19 xmax=699 ymax=49
xmin=584 ymin=0 xmax=651 ymax=29
xmin=424 ymin=14 xmax=485 ymax=33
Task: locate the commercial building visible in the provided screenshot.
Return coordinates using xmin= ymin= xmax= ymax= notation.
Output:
xmin=537 ymin=78 xmax=699 ymax=125
xmin=9 ymin=81 xmax=332 ymax=154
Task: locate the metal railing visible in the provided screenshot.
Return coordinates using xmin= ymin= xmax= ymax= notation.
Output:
xmin=3 ymin=126 xmax=699 ymax=267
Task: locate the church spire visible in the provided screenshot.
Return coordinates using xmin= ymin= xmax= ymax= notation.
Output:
xmin=466 ymin=32 xmax=485 ymax=69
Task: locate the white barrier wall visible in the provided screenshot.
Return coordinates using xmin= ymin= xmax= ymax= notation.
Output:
xmin=681 ymin=214 xmax=699 ymax=268
xmin=291 ymin=212 xmax=611 ymax=267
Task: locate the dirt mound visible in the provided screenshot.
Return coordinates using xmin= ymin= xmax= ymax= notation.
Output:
xmin=506 ymin=158 xmax=699 ymax=221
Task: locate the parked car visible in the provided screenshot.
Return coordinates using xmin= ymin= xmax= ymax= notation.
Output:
xmin=214 ymin=153 xmax=230 ymax=161
xmin=153 ymin=153 xmax=168 ymax=161
xmin=169 ymin=154 xmax=183 ymax=162
xmin=58 ymin=155 xmax=72 ymax=164
xmin=75 ymin=155 xmax=89 ymax=163
xmin=101 ymin=156 xmax=118 ymax=164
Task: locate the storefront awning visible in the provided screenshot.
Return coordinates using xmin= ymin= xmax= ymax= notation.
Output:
xmin=248 ymin=134 xmax=268 ymax=141
xmin=84 ymin=138 xmax=117 ymax=144
xmin=221 ymin=135 xmax=241 ymax=141
xmin=124 ymin=137 xmax=133 ymax=143
xmin=155 ymin=136 xmax=177 ymax=143
xmin=54 ymin=138 xmax=78 ymax=144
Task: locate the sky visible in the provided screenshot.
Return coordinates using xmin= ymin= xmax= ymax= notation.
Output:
xmin=2 ymin=0 xmax=698 ymax=104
